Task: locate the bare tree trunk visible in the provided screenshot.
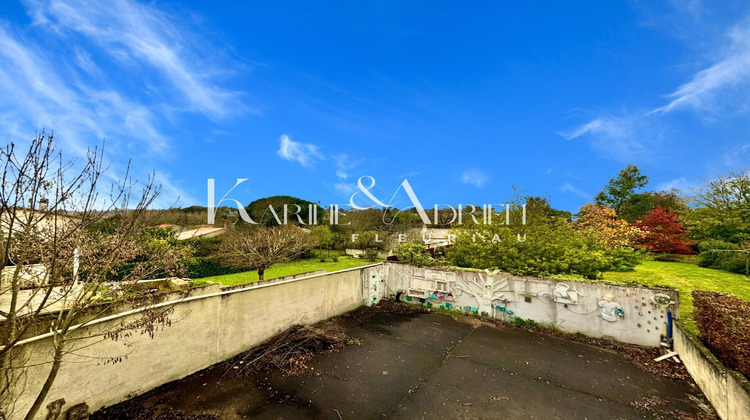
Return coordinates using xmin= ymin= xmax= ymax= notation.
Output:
xmin=24 ymin=339 xmax=64 ymax=420
xmin=258 ymin=267 xmax=265 ymax=282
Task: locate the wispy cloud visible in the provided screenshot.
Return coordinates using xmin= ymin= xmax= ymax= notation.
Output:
xmin=333 ymin=182 xmax=356 ymax=196
xmin=558 ymin=115 xmax=655 ymax=161
xmin=332 ymin=154 xmax=362 ymax=180
xmin=559 ymin=116 xmax=629 ymax=141
xmin=461 ymin=169 xmax=489 ymax=188
xmin=24 ymin=0 xmax=250 ymax=120
xmin=560 ymin=183 xmax=590 ymax=199
xmin=0 ymin=22 xmax=169 ymax=157
xmin=723 ymin=142 xmax=750 ymax=168
xmin=0 ymin=1 xmax=249 ymax=206
xmin=655 ymin=177 xmax=697 ymax=193
xmin=559 ymin=10 xmax=750 ymax=163
xmin=277 ymin=134 xmax=323 ymax=167
xmin=153 ymin=170 xmax=199 ymax=208
xmin=652 ymin=18 xmax=750 ymax=115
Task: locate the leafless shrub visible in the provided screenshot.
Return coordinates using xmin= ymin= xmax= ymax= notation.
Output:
xmin=216 ymin=225 xmax=317 ymax=281
xmin=0 ymin=131 xmax=187 ymax=419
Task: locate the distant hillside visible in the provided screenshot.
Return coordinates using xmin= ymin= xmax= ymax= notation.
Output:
xmin=246 ymin=195 xmax=323 ymax=226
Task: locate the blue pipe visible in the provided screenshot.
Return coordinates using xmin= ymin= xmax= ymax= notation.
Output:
xmin=667 ymin=311 xmax=673 ymax=338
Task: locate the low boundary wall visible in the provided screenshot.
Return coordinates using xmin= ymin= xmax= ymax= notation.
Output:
xmin=673 ymin=322 xmax=750 ymax=420
xmin=382 ymin=263 xmax=679 ymax=346
xmin=5 ymin=264 xmax=383 ymax=419
xmin=11 ymin=261 xmax=746 ymax=419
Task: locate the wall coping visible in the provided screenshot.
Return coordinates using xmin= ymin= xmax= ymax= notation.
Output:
xmin=674 ymin=320 xmax=750 ymax=393
xmin=7 ymin=262 xmax=383 ymax=349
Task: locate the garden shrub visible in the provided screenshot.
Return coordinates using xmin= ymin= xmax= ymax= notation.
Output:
xmin=697 ymin=240 xmax=748 ymax=275
xmin=395 ymin=243 xmax=440 ymax=267
xmin=447 ymin=225 xmax=639 ymax=279
xmin=692 ymin=290 xmax=750 ymax=377
xmin=186 ymin=257 xmax=245 ymax=279
xmin=364 ymin=248 xmax=379 ymax=261
xmin=602 ymin=248 xmax=642 ymax=272
xmin=652 ymin=253 xmax=680 ymax=262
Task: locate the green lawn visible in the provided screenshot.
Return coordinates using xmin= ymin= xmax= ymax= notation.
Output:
xmin=192 ymin=256 xmax=376 ymax=287
xmin=601 ymin=260 xmax=750 ymax=334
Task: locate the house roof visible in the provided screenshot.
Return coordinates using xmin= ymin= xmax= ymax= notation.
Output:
xmin=175 ymin=226 xmax=227 ymax=240
xmin=156 ymin=224 xmax=177 ymax=229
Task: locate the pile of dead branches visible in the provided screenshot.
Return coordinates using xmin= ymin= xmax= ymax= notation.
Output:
xmin=342 ymin=299 xmax=429 ymax=323
xmin=235 ymin=323 xmax=358 ymax=376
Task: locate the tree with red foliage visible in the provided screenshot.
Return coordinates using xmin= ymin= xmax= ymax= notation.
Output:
xmin=634 ymin=207 xmax=695 ymax=254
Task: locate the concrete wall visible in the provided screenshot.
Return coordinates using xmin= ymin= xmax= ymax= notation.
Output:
xmin=384 ymin=263 xmax=679 ymax=347
xmin=5 ymin=264 xmax=381 ymax=419
xmin=673 ymin=322 xmax=750 ymax=420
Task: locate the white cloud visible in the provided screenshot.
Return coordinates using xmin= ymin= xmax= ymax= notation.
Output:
xmin=0 ymin=23 xmax=166 ymax=155
xmin=559 ymin=12 xmax=750 ymax=162
xmin=73 ymin=48 xmax=101 ymax=75
xmin=0 ymin=1 xmax=249 ymax=207
xmin=723 ymin=142 xmax=750 ymax=168
xmin=277 ymin=134 xmax=323 ymax=167
xmin=23 ymin=0 xmax=250 ymax=120
xmin=560 ymin=183 xmax=590 ymax=199
xmin=652 ymin=18 xmax=750 ymax=115
xmin=559 ymin=117 xmax=623 ymax=141
xmin=655 ymin=177 xmax=697 ymax=193
xmin=334 ymin=182 xmax=356 ymax=196
xmin=153 ymin=170 xmax=199 ymax=208
xmin=558 ymin=115 xmax=653 ymax=161
xmin=333 ymin=154 xmax=359 ymax=180
xmin=461 ymin=169 xmax=489 ymax=188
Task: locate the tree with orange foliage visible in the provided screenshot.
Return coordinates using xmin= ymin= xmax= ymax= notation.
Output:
xmin=634 ymin=207 xmax=695 ymax=254
xmin=576 ymin=204 xmax=641 ymax=249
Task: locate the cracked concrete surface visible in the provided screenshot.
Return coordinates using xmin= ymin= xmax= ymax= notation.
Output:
xmin=103 ymin=311 xmax=713 ymax=419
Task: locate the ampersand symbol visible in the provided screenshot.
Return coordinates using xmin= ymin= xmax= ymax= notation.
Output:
xmin=350 ymin=176 xmax=390 ymax=209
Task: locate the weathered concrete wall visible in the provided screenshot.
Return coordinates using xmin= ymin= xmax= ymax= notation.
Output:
xmin=673 ymin=322 xmax=750 ymax=420
xmin=384 ymin=263 xmax=679 ymax=347
xmin=5 ymin=264 xmax=382 ymax=419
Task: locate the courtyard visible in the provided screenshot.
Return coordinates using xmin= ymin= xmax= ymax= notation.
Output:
xmin=95 ymin=306 xmax=714 ymax=419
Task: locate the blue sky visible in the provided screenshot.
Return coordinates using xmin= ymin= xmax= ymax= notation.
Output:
xmin=1 ymin=1 xmax=749 ymax=212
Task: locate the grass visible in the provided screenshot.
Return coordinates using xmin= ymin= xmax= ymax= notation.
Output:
xmin=600 ymin=260 xmax=750 ymax=335
xmin=310 ymin=248 xmax=348 ymax=258
xmin=192 ymin=256 xmax=376 ymax=287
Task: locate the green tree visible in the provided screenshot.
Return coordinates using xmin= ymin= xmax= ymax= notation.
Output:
xmin=687 ymin=170 xmax=750 ymax=275
xmin=595 ymin=164 xmax=649 ymax=218
xmin=688 ymin=171 xmax=750 ymax=244
xmin=311 ymin=225 xmax=334 ymax=257
xmin=614 ymin=189 xmax=691 ymax=222
xmin=447 ymin=196 xmax=637 ymax=279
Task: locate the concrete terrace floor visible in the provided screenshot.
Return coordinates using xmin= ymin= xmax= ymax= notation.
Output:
xmin=102 ymin=311 xmax=714 ymax=419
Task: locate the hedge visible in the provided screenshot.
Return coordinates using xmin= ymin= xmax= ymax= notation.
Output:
xmin=692 ymin=290 xmax=750 ymax=377
xmin=185 ymin=257 xmax=245 ymax=279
